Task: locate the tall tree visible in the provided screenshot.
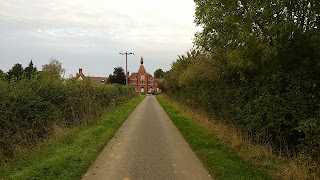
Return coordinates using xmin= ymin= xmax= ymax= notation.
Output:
xmin=0 ymin=69 xmax=5 ymax=80
xmin=154 ymin=69 xmax=166 ymax=78
xmin=7 ymin=63 xmax=24 ymax=81
xmin=107 ymin=67 xmax=126 ymax=85
xmin=193 ymin=0 xmax=320 ymax=163
xmin=42 ymin=58 xmax=65 ymax=78
xmin=24 ymin=60 xmax=37 ymax=79
xmin=194 ymin=0 xmax=319 ymax=74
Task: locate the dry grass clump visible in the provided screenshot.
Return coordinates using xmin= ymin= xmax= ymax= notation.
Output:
xmin=162 ymin=95 xmax=314 ymax=180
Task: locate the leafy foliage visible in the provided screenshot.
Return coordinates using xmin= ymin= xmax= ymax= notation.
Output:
xmin=107 ymin=66 xmax=126 ymax=85
xmin=165 ymin=0 xmax=320 ymax=175
xmin=154 ymin=69 xmax=166 ymax=78
xmin=3 ymin=61 xmax=38 ymax=82
xmin=0 ymin=96 xmax=144 ymax=180
xmin=0 ymin=72 xmax=136 ymax=164
xmin=6 ymin=63 xmax=24 ymax=81
xmin=24 ymin=60 xmax=37 ymax=79
xmin=0 ymin=69 xmax=5 ymax=80
xmin=42 ymin=58 xmax=65 ymax=78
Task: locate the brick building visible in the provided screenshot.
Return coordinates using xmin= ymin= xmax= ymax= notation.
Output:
xmin=128 ymin=57 xmax=158 ymax=93
xmin=75 ymin=68 xmax=108 ymax=84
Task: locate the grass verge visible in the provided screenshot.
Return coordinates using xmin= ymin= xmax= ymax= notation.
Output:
xmin=0 ymin=95 xmax=144 ymax=180
xmin=157 ymin=95 xmax=272 ymax=180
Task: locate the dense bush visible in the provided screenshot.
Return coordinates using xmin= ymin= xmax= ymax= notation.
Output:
xmin=0 ymin=73 xmax=136 ymax=163
xmin=166 ymin=0 xmax=319 ymax=175
xmin=166 ymin=48 xmax=320 ymax=174
xmin=165 ymin=52 xmax=236 ymax=121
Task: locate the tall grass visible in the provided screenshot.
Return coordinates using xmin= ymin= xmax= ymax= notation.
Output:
xmin=157 ymin=95 xmax=272 ymax=180
xmin=165 ymin=51 xmax=320 ymax=176
xmin=158 ymin=94 xmax=316 ymax=179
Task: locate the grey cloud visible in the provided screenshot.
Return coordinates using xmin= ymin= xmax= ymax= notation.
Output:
xmin=0 ymin=0 xmax=197 ymax=77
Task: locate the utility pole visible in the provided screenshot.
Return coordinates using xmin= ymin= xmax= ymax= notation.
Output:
xmin=119 ymin=51 xmax=134 ymax=85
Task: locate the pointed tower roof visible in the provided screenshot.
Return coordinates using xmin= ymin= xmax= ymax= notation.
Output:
xmin=138 ymin=57 xmax=146 ymax=74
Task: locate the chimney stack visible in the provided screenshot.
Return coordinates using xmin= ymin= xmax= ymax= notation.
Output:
xmin=79 ymin=68 xmax=83 ymax=74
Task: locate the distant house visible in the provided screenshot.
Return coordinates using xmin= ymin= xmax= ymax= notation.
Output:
xmin=128 ymin=57 xmax=162 ymax=93
xmin=76 ymin=68 xmax=86 ymax=81
xmin=89 ymin=77 xmax=108 ymax=84
xmin=75 ymin=68 xmax=108 ymax=84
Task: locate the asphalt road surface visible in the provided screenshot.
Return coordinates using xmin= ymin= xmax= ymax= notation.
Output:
xmin=82 ymin=95 xmax=212 ymax=180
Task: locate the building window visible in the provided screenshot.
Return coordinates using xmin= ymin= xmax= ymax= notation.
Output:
xmin=132 ymin=80 xmax=136 ymax=84
xmin=149 ymin=80 xmax=153 ymax=85
xmin=141 ymin=75 xmax=145 ymax=80
xmin=141 ymin=87 xmax=144 ymax=92
xmin=141 ymin=80 xmax=144 ymax=84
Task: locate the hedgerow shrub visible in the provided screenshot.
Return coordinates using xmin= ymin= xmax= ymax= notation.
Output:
xmin=165 ymin=49 xmax=320 ymax=175
xmin=165 ymin=0 xmax=320 ymax=175
xmin=0 ymin=73 xmax=136 ymax=163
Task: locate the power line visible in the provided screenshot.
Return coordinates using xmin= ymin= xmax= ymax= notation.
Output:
xmin=0 ymin=9 xmax=105 ymax=47
xmin=119 ymin=51 xmax=135 ymax=85
xmin=0 ymin=15 xmax=113 ymax=51
xmin=0 ymin=9 xmax=117 ymax=52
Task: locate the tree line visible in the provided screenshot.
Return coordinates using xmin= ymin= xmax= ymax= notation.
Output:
xmin=0 ymin=59 xmax=136 ymax=164
xmin=165 ymin=0 xmax=320 ymax=175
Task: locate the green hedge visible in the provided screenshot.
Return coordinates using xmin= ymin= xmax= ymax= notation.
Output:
xmin=165 ymin=50 xmax=320 ymax=175
xmin=0 ymin=73 xmax=136 ymax=163
xmin=165 ymin=1 xmax=320 ymax=175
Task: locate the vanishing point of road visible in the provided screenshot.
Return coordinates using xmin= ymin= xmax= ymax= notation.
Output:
xmin=82 ymin=95 xmax=212 ymax=180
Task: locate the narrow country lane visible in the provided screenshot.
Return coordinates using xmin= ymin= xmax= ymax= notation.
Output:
xmin=82 ymin=95 xmax=212 ymax=180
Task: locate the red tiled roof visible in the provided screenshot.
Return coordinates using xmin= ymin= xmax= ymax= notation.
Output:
xmin=137 ymin=65 xmax=147 ymax=74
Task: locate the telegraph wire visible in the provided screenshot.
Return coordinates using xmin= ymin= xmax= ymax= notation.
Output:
xmin=0 ymin=15 xmax=111 ymax=50
xmin=0 ymin=9 xmax=112 ymax=49
xmin=0 ymin=9 xmax=117 ymax=52
xmin=0 ymin=12 xmax=114 ymax=51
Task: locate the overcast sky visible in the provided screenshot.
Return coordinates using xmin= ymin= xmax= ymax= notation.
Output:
xmin=0 ymin=0 xmax=199 ymax=77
